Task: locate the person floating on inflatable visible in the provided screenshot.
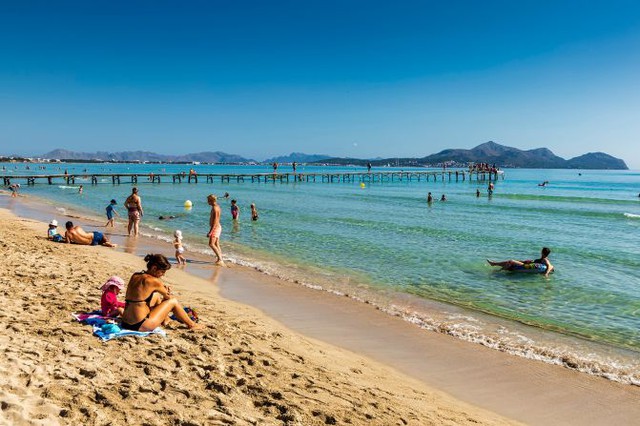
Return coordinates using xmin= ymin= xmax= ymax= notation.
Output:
xmin=487 ymin=247 xmax=554 ymax=277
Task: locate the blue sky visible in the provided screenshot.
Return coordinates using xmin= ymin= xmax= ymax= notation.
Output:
xmin=1 ymin=1 xmax=639 ymax=167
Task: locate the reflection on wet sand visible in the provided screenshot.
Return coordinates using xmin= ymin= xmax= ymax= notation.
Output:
xmin=209 ymin=266 xmax=221 ymax=284
xmin=123 ymin=235 xmax=139 ymax=254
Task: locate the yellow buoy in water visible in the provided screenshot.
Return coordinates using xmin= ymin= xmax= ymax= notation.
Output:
xmin=360 ymin=182 xmax=366 ymax=189
xmin=184 ymin=200 xmax=192 ymax=208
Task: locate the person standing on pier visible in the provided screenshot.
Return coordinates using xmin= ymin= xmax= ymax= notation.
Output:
xmin=292 ymin=162 xmax=297 ymax=174
xmin=125 ymin=187 xmax=143 ymax=237
xmin=367 ymin=162 xmax=372 ymax=173
xmin=272 ymin=162 xmax=278 ymax=174
xmin=207 ymin=194 xmax=225 ymax=266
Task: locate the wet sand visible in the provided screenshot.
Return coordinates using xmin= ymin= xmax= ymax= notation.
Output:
xmin=217 ymin=269 xmax=640 ymax=425
xmin=2 ymin=192 xmax=640 ymax=425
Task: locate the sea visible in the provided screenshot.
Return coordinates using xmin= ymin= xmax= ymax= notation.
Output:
xmin=2 ymin=162 xmax=639 ymax=385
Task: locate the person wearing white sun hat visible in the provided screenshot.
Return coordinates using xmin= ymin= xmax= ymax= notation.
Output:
xmin=47 ymin=219 xmax=63 ymax=242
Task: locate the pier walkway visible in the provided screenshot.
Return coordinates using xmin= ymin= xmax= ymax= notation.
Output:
xmin=2 ymin=170 xmax=503 ymax=186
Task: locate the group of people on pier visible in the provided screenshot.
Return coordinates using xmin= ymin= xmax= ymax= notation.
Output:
xmin=469 ymin=162 xmax=499 ymax=174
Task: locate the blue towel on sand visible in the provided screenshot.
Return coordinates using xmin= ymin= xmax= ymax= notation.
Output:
xmin=72 ymin=312 xmax=166 ymax=342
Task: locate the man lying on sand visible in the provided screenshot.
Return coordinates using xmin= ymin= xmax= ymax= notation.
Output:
xmin=64 ymin=221 xmax=117 ymax=247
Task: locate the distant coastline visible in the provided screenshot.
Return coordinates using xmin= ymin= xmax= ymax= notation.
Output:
xmin=1 ymin=141 xmax=628 ymax=170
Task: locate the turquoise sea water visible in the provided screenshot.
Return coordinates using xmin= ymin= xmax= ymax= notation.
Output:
xmin=3 ymin=162 xmax=640 ymax=383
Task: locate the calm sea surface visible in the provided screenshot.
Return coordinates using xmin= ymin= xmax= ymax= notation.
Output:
xmin=3 ymin=162 xmax=640 ymax=383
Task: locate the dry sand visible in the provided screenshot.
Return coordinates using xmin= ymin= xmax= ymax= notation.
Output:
xmin=0 ymin=208 xmax=516 ymax=426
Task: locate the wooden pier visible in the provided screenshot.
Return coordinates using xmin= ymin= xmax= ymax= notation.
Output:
xmin=2 ymin=170 xmax=503 ymax=186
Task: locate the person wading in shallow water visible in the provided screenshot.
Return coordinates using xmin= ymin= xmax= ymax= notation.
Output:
xmin=207 ymin=194 xmax=225 ymax=266
xmin=124 ymin=187 xmax=143 ymax=236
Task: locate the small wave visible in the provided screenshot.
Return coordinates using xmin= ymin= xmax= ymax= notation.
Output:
xmin=623 ymin=213 xmax=640 ymax=219
xmin=395 ymin=307 xmax=640 ymax=386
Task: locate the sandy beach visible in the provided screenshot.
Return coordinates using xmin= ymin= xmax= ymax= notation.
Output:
xmin=0 ymin=206 xmax=518 ymax=425
xmin=2 ymin=192 xmax=640 ymax=426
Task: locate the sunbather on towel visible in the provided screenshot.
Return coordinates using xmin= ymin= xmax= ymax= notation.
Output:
xmin=121 ymin=254 xmax=204 ymax=332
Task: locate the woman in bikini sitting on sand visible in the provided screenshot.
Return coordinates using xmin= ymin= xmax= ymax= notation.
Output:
xmin=120 ymin=254 xmax=204 ymax=331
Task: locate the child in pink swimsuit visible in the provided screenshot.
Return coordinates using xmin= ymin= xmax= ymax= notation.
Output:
xmin=230 ymin=199 xmax=240 ymax=220
xmin=100 ymin=276 xmax=126 ymax=317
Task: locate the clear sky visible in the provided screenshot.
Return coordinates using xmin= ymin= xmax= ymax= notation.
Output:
xmin=1 ymin=1 xmax=639 ymax=167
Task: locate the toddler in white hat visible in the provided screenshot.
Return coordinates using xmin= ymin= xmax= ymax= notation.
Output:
xmin=47 ymin=219 xmax=64 ymax=242
xmin=174 ymin=230 xmax=186 ymax=265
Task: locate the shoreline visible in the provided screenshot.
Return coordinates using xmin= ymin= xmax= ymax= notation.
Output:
xmin=0 ymin=203 xmax=516 ymax=425
xmin=3 ymin=188 xmax=639 ymax=387
xmin=2 ymin=193 xmax=640 ymax=424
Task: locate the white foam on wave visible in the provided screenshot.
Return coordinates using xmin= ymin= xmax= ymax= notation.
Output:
xmin=382 ymin=305 xmax=640 ymax=386
xmin=623 ymin=212 xmax=640 ymax=219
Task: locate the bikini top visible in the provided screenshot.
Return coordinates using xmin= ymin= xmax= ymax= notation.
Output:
xmin=125 ymin=272 xmax=155 ymax=307
xmin=125 ymin=293 xmax=154 ymax=307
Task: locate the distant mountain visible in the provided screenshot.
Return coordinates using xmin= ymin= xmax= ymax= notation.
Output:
xmin=421 ymin=142 xmax=567 ymax=168
xmin=36 ymin=143 xmax=628 ymax=169
xmin=565 ymin=152 xmax=628 ymax=170
xmin=310 ymin=142 xmax=628 ymax=170
xmin=41 ymin=149 xmax=254 ymax=163
xmin=263 ymin=152 xmax=332 ymax=163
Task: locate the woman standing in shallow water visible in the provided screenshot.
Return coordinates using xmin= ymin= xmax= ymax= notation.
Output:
xmin=124 ymin=187 xmax=143 ymax=236
xmin=120 ymin=254 xmax=204 ymax=331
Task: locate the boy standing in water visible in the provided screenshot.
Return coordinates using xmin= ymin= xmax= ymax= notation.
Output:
xmin=105 ymin=199 xmax=119 ymax=227
xmin=251 ymin=203 xmax=259 ymax=221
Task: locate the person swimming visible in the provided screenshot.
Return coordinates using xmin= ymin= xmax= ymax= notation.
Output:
xmin=487 ymin=247 xmax=554 ymax=277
